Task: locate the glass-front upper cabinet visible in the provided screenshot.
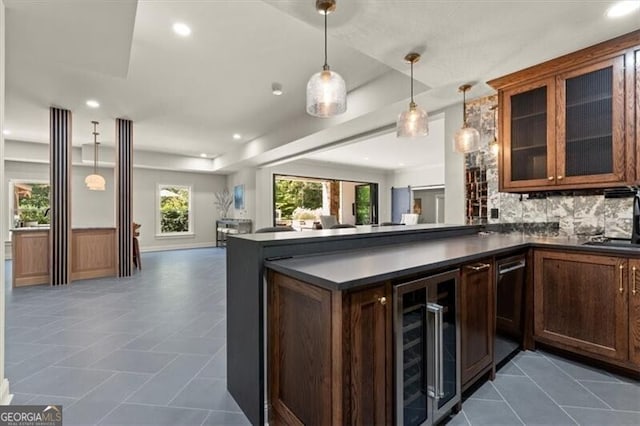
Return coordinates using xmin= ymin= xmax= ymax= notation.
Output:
xmin=556 ymin=56 xmax=625 ymax=186
xmin=502 ymin=78 xmax=556 ymax=189
xmin=500 ymin=56 xmax=626 ymax=191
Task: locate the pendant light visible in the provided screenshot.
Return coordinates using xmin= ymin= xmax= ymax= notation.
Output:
xmin=85 ymin=121 xmax=106 ymax=191
xmin=489 ymin=104 xmax=499 ymax=155
xmin=306 ymin=0 xmax=347 ymax=118
xmin=397 ymin=52 xmax=428 ymax=138
xmin=453 ymin=84 xmax=480 ymax=153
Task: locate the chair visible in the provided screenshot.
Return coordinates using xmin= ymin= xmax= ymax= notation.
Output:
xmin=255 ymin=226 xmax=295 ymax=233
xmin=319 ymin=215 xmax=338 ymax=229
xmin=132 ymin=222 xmax=141 ymax=270
xmin=330 ymin=223 xmax=357 ymax=229
xmin=401 ymin=213 xmax=419 ymax=225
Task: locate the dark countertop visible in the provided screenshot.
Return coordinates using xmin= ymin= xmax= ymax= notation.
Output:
xmin=265 ymin=233 xmax=640 ymax=291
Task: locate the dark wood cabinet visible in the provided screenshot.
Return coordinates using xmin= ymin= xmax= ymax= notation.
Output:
xmin=489 ymin=30 xmax=639 ymax=192
xmin=533 ymin=251 xmax=629 ymax=363
xmin=629 ymin=259 xmax=640 ymax=366
xmin=345 ymin=285 xmax=392 ymax=426
xmin=460 ymin=259 xmax=494 ymax=389
xmin=267 ymin=270 xmax=391 ymax=426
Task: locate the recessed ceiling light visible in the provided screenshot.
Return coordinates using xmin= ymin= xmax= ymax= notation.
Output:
xmin=233 ymin=133 xmax=242 ymax=141
xmin=2 ymin=129 xmax=10 ymax=135
xmin=606 ymin=1 xmax=640 ymax=17
xmin=86 ymin=99 xmax=100 ymax=108
xmin=200 ymin=153 xmax=208 ymax=158
xmin=399 ymin=162 xmax=405 ymax=166
xmin=271 ymin=82 xmax=283 ymax=96
xmin=173 ymin=22 xmax=192 ymax=37
xmin=364 ymin=157 xmax=370 ymax=160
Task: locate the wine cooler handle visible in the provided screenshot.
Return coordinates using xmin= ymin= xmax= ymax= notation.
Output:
xmin=427 ymin=303 xmax=444 ymax=399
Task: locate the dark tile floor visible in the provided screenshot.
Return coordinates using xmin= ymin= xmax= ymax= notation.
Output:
xmin=4 ymin=248 xmax=640 ymax=425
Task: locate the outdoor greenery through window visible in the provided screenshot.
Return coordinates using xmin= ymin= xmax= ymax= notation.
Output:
xmin=159 ymin=185 xmax=192 ymax=234
xmin=275 ymin=179 xmax=323 ymax=220
xmin=12 ymin=182 xmax=50 ymax=227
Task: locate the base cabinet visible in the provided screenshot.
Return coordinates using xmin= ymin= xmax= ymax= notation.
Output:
xmin=534 ymin=250 xmax=639 ymax=371
xmin=267 ymin=271 xmax=391 ymax=425
xmin=460 ymin=260 xmax=495 ymax=389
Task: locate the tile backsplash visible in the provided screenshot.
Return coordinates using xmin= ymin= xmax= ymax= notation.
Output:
xmin=465 ymin=95 xmax=634 ymax=238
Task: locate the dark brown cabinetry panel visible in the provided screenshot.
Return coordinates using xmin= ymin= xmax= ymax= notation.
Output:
xmin=460 ymin=260 xmax=494 ymax=388
xmin=346 ymin=284 xmax=392 ymax=426
xmin=268 ymin=271 xmax=391 ymax=426
xmin=489 ymin=30 xmax=639 ymax=192
xmin=533 ymin=251 xmax=628 ymax=361
xmin=629 ymin=259 xmax=640 ymax=366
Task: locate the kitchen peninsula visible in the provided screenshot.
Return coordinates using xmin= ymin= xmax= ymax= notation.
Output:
xmin=12 ymin=227 xmax=117 ymax=287
xmin=227 ymin=225 xmax=640 ymax=425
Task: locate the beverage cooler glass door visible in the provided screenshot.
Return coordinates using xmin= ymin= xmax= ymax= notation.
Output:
xmin=395 ymin=270 xmax=460 ymax=426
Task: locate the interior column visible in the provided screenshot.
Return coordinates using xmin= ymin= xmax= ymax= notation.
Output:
xmin=49 ymin=107 xmax=72 ymax=286
xmin=116 ymin=118 xmax=133 ymax=277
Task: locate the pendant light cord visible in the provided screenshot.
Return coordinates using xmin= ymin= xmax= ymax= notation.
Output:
xmin=410 ymin=60 xmax=414 ymax=104
xmin=462 ymin=89 xmax=467 ymax=126
xmin=323 ymin=11 xmax=328 ymax=69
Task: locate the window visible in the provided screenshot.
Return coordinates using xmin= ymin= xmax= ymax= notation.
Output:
xmin=158 ymin=184 xmax=192 ymax=235
xmin=10 ymin=181 xmax=50 ymax=227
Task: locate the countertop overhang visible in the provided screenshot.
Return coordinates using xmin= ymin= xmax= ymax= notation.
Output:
xmin=265 ymin=233 xmax=640 ymax=291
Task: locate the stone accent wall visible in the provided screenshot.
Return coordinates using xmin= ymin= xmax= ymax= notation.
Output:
xmin=465 ymin=95 xmax=633 ymax=238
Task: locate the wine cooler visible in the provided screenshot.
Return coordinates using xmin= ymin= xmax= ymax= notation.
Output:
xmin=394 ymin=269 xmax=461 ymax=426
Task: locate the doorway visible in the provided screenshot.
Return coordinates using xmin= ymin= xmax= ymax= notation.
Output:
xmin=355 ymin=183 xmax=378 ymax=225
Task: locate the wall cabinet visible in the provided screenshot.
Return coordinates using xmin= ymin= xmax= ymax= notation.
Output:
xmin=534 ymin=250 xmax=639 ymax=372
xmin=267 ymin=271 xmax=391 ymax=425
xmin=489 ymin=31 xmax=639 ymax=192
xmin=460 ymin=259 xmax=494 ymax=389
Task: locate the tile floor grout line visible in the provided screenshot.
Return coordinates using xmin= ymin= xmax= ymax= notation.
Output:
xmin=488 ymin=380 xmax=526 ymax=426
xmin=559 ymin=404 xmax=640 ymax=414
xmin=165 ymin=353 xmax=227 ymax=408
xmin=510 ymin=359 xmax=580 ymax=425
xmin=538 ymin=351 xmax=622 ymax=383
xmin=539 ymin=352 xmax=615 ymax=411
xmin=54 ymin=370 xmax=119 ymax=411
xmin=460 ymin=408 xmax=471 ymax=426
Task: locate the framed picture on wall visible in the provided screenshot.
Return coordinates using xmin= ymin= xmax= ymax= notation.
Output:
xmin=234 ymin=184 xmax=245 ymax=209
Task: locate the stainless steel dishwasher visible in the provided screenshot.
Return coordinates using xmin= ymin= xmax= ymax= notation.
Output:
xmin=495 ymin=254 xmax=527 ymax=367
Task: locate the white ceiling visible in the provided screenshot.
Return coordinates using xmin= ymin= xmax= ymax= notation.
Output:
xmin=3 ymin=1 xmax=640 ymax=173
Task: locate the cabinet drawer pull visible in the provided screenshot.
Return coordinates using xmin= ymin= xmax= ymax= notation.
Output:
xmin=619 ymin=264 xmax=624 ymax=294
xmin=466 ymin=263 xmax=491 ymax=272
xmin=557 ymin=175 xmax=564 ymax=180
xmin=633 ymin=266 xmax=637 ymax=296
xmin=547 ymin=176 xmax=554 ymax=181
xmin=378 ymin=296 xmax=387 ymax=306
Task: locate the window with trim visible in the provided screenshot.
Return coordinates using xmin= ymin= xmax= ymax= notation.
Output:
xmin=10 ymin=181 xmax=50 ymax=227
xmin=158 ymin=184 xmax=192 ymax=235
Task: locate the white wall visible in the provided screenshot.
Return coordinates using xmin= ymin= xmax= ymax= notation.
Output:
xmin=393 ymin=165 xmax=445 ymax=188
xmin=441 ymin=103 xmax=465 ymax=225
xmin=132 ymin=168 xmax=226 ymax=251
xmin=254 ymin=160 xmax=391 ymax=230
xmin=340 ymin=181 xmax=356 ymax=225
xmin=226 ymin=167 xmax=256 ymax=223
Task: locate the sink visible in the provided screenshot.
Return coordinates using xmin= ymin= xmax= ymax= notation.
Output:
xmin=582 ymin=239 xmax=640 ymax=248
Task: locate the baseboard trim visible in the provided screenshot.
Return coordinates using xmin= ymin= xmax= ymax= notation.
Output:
xmin=140 ymin=241 xmax=217 ymax=253
xmin=0 ymin=378 xmax=12 ymax=405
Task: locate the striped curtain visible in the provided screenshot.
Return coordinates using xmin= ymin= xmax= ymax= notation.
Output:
xmin=116 ymin=118 xmax=133 ymax=277
xmin=49 ymin=107 xmax=72 ymax=286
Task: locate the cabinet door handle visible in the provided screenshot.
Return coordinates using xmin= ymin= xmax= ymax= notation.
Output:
xmin=466 ymin=263 xmax=491 ymax=272
xmin=547 ymin=176 xmax=555 ymax=181
xmin=557 ymin=175 xmax=564 ymax=180
xmin=633 ymin=266 xmax=637 ymax=296
xmin=377 ymin=296 xmax=387 ymax=306
xmin=619 ymin=264 xmax=624 ymax=294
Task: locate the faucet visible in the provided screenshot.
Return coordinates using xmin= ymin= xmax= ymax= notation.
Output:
xmin=632 ymin=191 xmax=640 ymax=244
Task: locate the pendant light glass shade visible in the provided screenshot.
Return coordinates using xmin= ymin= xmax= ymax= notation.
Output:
xmin=85 ymin=173 xmax=106 ymax=191
xmin=453 ymin=84 xmax=479 ymax=153
xmin=397 ymin=103 xmax=429 ymax=138
xmin=397 ymin=53 xmax=428 ymax=138
xmin=85 ymin=121 xmax=105 ymax=191
xmin=306 ymin=68 xmax=347 ymax=117
xmin=306 ymin=0 xmax=346 ymax=118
